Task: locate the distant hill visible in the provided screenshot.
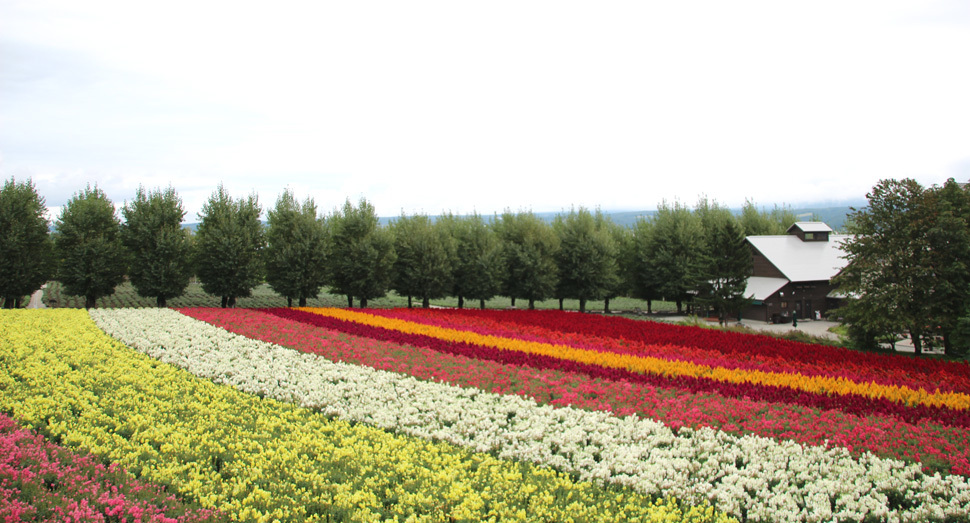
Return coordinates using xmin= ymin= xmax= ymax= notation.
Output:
xmin=183 ymin=204 xmax=860 ymax=232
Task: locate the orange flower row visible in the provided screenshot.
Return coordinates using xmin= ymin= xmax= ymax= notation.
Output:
xmin=299 ymin=307 xmax=970 ymax=411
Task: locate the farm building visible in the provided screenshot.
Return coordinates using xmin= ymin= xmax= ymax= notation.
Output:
xmin=741 ymin=222 xmax=851 ymax=323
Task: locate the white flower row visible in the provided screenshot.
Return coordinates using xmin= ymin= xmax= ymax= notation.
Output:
xmin=90 ymin=308 xmax=970 ymax=523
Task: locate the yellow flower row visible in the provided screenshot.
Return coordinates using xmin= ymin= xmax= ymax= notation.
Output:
xmin=0 ymin=309 xmax=733 ymax=523
xmin=300 ymin=307 xmax=970 ymax=411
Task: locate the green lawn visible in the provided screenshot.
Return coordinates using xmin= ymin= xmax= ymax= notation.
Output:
xmin=42 ymin=281 xmax=678 ymax=313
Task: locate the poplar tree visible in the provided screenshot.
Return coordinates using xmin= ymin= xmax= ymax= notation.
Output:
xmin=121 ymin=186 xmax=191 ymax=307
xmin=194 ymin=184 xmax=265 ymax=308
xmin=265 ymin=189 xmax=327 ymax=307
xmin=0 ymin=177 xmax=54 ymax=308
xmin=693 ymin=213 xmax=752 ymax=325
xmin=553 ymin=207 xmax=619 ymax=313
xmin=643 ymin=201 xmax=704 ymax=314
xmin=494 ymin=211 xmax=559 ymax=309
xmin=390 ymin=213 xmax=454 ymax=308
xmin=54 ymin=185 xmax=127 ymax=309
xmin=443 ymin=213 xmax=503 ymax=309
xmin=326 ymin=198 xmax=395 ymax=307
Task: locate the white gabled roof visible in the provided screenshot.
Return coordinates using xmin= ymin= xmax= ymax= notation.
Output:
xmin=787 ymin=222 xmax=833 ymax=234
xmin=744 ymin=276 xmax=789 ymax=300
xmin=746 ymin=234 xmax=852 ymax=282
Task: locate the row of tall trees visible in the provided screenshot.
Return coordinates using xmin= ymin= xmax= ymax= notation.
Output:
xmin=834 ymin=178 xmax=970 ymax=356
xmin=1 ymin=178 xmax=790 ymax=313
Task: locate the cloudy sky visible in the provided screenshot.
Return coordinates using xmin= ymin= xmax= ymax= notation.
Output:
xmin=2 ymin=0 xmax=969 ymax=221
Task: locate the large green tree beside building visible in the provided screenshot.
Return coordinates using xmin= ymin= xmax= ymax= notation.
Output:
xmin=121 ymin=186 xmax=192 ymax=307
xmin=642 ymin=201 xmax=704 ymax=314
xmin=265 ymin=189 xmax=327 ymax=307
xmin=54 ymin=185 xmax=127 ymax=309
xmin=833 ymin=178 xmax=970 ymax=355
xmin=194 ymin=184 xmax=265 ymax=308
xmin=693 ymin=211 xmax=752 ymax=325
xmin=326 ymin=198 xmax=395 ymax=307
xmin=0 ymin=177 xmax=55 ymax=308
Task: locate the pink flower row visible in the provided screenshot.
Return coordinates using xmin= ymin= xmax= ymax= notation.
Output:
xmin=0 ymin=413 xmax=222 ymax=523
xmin=179 ymin=307 xmax=970 ymax=476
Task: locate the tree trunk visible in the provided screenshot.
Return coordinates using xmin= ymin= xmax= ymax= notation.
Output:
xmin=510 ymin=297 xmax=516 ymax=308
xmin=647 ymin=299 xmax=652 ymax=314
xmin=1 ymin=298 xmax=11 ymax=309
xmin=422 ymin=296 xmax=430 ymax=308
xmin=85 ymin=295 xmax=96 ymax=309
xmin=457 ymin=295 xmax=464 ymax=309
xmin=228 ymin=296 xmax=236 ymax=308
xmin=911 ymin=327 xmax=923 ymax=356
xmin=579 ymin=298 xmax=586 ymax=313
xmin=299 ymin=296 xmax=307 ymax=307
xmin=604 ymin=298 xmax=610 ymax=314
xmin=479 ymin=299 xmax=486 ymax=309
xmin=157 ymin=296 xmax=167 ymax=308
xmin=528 ymin=299 xmax=535 ymax=310
xmin=360 ymin=297 xmax=368 ymax=308
xmin=943 ymin=330 xmax=954 ymax=356
xmin=407 ymin=296 xmax=413 ymax=308
xmin=221 ymin=295 xmax=228 ymax=308
xmin=676 ymin=299 xmax=683 ymax=314
xmin=287 ymin=297 xmax=293 ymax=307
xmin=559 ymin=298 xmax=564 ymax=311
xmin=347 ymin=295 xmax=353 ymax=308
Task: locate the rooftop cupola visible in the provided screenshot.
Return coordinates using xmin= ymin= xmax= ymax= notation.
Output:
xmin=786 ymin=222 xmax=832 ymax=242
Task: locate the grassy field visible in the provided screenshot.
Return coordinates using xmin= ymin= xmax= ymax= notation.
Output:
xmin=42 ymin=280 xmax=680 ymax=313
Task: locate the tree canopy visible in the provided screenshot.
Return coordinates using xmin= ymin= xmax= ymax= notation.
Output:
xmin=265 ymin=189 xmax=328 ymax=307
xmin=121 ymin=186 xmax=192 ymax=307
xmin=494 ymin=211 xmax=559 ymax=309
xmin=833 ymin=178 xmax=970 ymax=355
xmin=194 ymin=184 xmax=265 ymax=308
xmin=553 ymin=207 xmax=619 ymax=313
xmin=0 ymin=177 xmax=55 ymax=308
xmin=326 ymin=198 xmax=395 ymax=307
xmin=54 ymin=185 xmax=127 ymax=309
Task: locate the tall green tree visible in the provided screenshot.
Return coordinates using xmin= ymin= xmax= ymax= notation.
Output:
xmin=643 ymin=200 xmax=704 ymax=314
xmin=265 ymin=190 xmax=327 ymax=307
xmin=833 ymin=179 xmax=936 ymax=354
xmin=922 ymin=179 xmax=970 ymax=355
xmin=629 ymin=217 xmax=662 ymax=313
xmin=120 ymin=186 xmax=192 ymax=307
xmin=602 ymin=215 xmax=632 ymax=314
xmin=54 ymin=185 xmax=127 ymax=309
xmin=0 ymin=177 xmax=55 ymax=308
xmin=553 ymin=207 xmax=619 ymax=313
xmin=693 ymin=211 xmax=752 ymax=325
xmin=390 ymin=213 xmax=454 ymax=308
xmin=443 ymin=213 xmax=503 ymax=309
xmin=194 ymin=184 xmax=265 ymax=308
xmin=494 ymin=211 xmax=559 ymax=309
xmin=326 ymin=198 xmax=395 ymax=307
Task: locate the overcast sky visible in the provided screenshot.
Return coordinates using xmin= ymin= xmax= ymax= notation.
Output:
xmin=2 ymin=0 xmax=969 ymax=221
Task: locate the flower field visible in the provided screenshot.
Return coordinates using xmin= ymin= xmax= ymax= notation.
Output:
xmin=2 ymin=308 xmax=969 ymax=522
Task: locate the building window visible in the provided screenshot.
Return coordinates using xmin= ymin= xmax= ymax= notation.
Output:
xmin=804 ymin=232 xmax=815 ymax=240
xmin=780 ymin=301 xmax=788 ymax=308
